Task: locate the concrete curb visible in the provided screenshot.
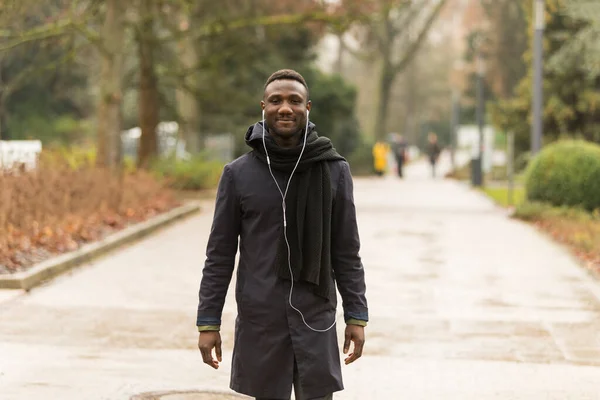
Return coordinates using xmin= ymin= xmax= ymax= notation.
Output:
xmin=0 ymin=202 xmax=201 ymax=291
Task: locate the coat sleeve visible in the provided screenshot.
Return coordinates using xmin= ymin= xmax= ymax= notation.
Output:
xmin=196 ymin=164 xmax=241 ymax=327
xmin=331 ymin=161 xmax=369 ymax=323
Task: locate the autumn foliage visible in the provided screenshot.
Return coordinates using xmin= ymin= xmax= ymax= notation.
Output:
xmin=533 ymin=217 xmax=600 ymax=276
xmin=0 ymin=152 xmax=180 ymax=273
xmin=515 ymin=202 xmax=600 ymax=277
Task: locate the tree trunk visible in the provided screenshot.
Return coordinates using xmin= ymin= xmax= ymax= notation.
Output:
xmin=96 ymin=0 xmax=126 ymax=168
xmin=373 ymin=60 xmax=394 ymax=140
xmin=0 ymin=98 xmax=5 ymax=141
xmin=0 ymin=58 xmax=4 ymax=140
xmin=334 ymin=32 xmax=344 ymax=76
xmin=403 ymin=58 xmax=418 ymax=144
xmin=175 ymin=27 xmax=202 ymax=154
xmin=372 ymin=7 xmax=396 ymax=141
xmin=137 ymin=0 xmax=160 ymax=168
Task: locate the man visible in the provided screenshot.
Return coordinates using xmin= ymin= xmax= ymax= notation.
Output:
xmin=427 ymin=132 xmax=441 ymax=178
xmin=196 ymin=69 xmax=368 ymax=400
xmin=391 ymin=133 xmax=408 ymax=178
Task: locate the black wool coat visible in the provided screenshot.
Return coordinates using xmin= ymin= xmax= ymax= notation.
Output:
xmin=197 ymin=123 xmax=369 ymax=399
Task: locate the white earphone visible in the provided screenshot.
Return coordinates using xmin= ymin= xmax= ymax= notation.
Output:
xmin=261 ymin=109 xmax=337 ymax=333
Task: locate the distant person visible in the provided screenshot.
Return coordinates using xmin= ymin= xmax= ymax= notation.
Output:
xmin=427 ymin=132 xmax=441 ymax=178
xmin=391 ymin=133 xmax=408 ymax=178
xmin=372 ymin=141 xmax=389 ymax=176
xmin=196 ymin=69 xmax=368 ymax=400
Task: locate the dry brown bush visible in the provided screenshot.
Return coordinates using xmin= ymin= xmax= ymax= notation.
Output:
xmin=0 ymin=155 xmax=180 ymax=273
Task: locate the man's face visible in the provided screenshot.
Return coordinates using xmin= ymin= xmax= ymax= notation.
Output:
xmin=261 ymin=79 xmax=311 ymax=141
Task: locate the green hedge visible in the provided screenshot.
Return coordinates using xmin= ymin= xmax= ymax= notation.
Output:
xmin=525 ymin=140 xmax=600 ymax=211
xmin=151 ymin=155 xmax=224 ymax=191
xmin=346 ymin=138 xmax=376 ymax=176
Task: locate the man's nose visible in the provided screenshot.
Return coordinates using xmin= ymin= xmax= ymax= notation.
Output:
xmin=278 ymin=102 xmax=293 ymax=114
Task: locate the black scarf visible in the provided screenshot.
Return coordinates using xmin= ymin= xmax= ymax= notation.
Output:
xmin=246 ymin=122 xmax=345 ymax=300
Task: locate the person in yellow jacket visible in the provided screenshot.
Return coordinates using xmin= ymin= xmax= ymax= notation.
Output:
xmin=372 ymin=141 xmax=390 ymax=176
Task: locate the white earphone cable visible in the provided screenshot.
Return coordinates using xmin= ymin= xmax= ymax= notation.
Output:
xmin=262 ymin=110 xmax=337 ymax=333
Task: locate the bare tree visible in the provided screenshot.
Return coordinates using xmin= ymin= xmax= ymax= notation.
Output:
xmin=342 ymin=0 xmax=448 ymax=139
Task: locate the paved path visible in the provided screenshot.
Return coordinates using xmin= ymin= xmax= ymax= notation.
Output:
xmin=1 ymin=153 xmax=600 ymax=399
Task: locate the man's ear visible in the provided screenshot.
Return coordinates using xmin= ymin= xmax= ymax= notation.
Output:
xmin=306 ymin=100 xmax=312 ymax=112
xmin=260 ymin=100 xmax=265 ymax=110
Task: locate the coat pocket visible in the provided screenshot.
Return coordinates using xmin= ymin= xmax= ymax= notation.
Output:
xmin=238 ymin=277 xmax=286 ymax=328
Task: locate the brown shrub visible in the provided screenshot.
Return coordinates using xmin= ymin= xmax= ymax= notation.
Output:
xmin=515 ymin=202 xmax=600 ymax=277
xmin=0 ymin=155 xmax=180 ymax=272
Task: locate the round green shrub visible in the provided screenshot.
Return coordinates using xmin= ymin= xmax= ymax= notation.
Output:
xmin=150 ymin=155 xmax=224 ymax=191
xmin=525 ymin=140 xmax=600 ymax=211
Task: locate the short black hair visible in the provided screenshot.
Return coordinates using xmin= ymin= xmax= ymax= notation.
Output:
xmin=264 ymin=69 xmax=309 ymax=98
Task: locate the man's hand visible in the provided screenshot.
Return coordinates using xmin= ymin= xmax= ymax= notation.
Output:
xmin=198 ymin=331 xmax=222 ymax=369
xmin=343 ymin=324 xmax=365 ymax=365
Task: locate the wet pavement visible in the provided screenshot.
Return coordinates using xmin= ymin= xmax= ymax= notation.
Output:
xmin=1 ymin=153 xmax=600 ymax=399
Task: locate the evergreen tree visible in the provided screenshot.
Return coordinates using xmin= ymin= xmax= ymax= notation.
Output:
xmin=489 ymin=0 xmax=600 ymax=156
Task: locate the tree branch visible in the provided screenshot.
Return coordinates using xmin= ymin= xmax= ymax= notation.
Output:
xmin=391 ymin=0 xmax=448 ymax=75
xmin=390 ymin=1 xmax=421 ymax=37
xmin=0 ymin=5 xmax=108 ymax=56
xmin=159 ymin=10 xmax=369 ymax=44
xmin=71 ymin=22 xmax=110 ymax=58
xmin=0 ymin=19 xmax=74 ymax=52
xmin=0 ymin=42 xmax=83 ymax=102
xmin=341 ymin=34 xmax=376 ymax=62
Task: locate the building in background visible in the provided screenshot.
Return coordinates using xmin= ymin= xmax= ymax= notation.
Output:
xmin=0 ymin=140 xmax=42 ymax=170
